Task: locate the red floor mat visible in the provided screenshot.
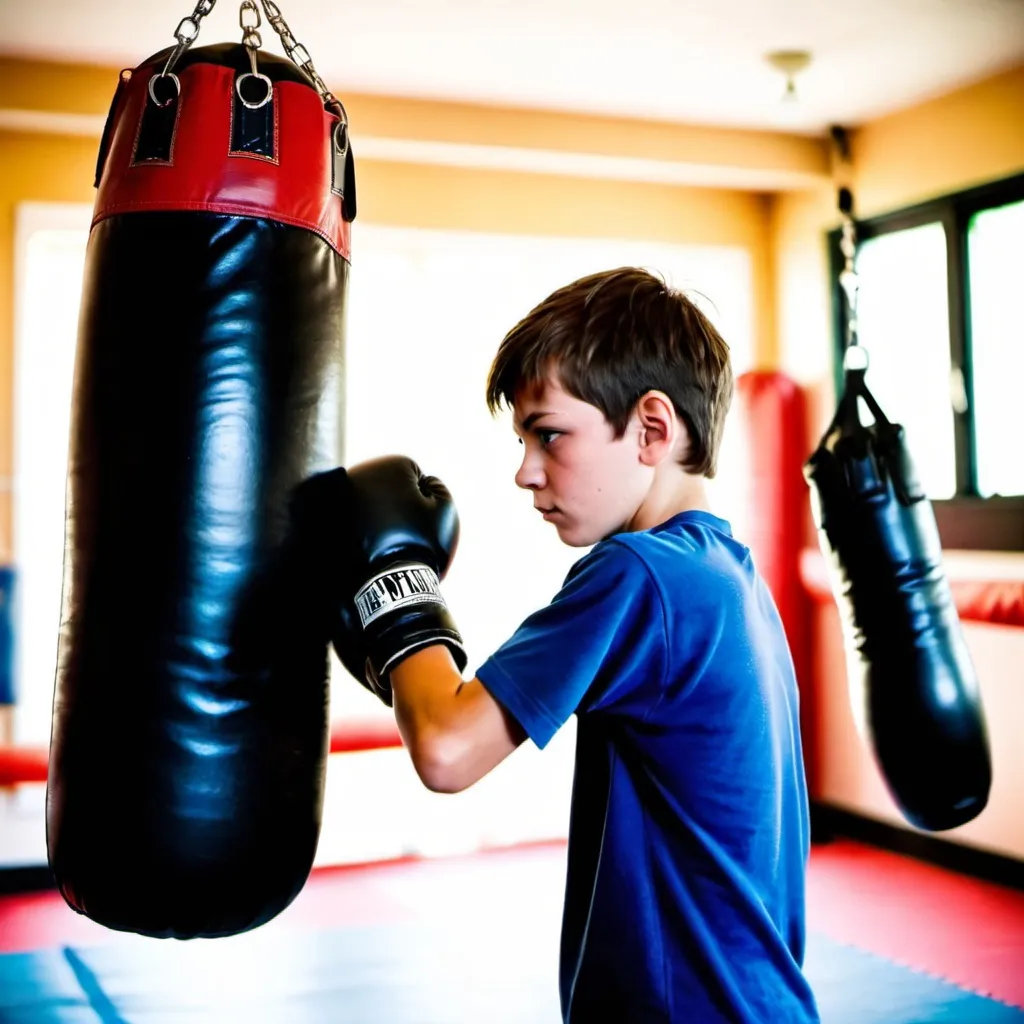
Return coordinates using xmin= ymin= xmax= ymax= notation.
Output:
xmin=2 ymin=838 xmax=1023 ymax=1010
xmin=807 ymin=839 xmax=1024 ymax=1009
xmin=0 ymin=841 xmax=568 ymax=954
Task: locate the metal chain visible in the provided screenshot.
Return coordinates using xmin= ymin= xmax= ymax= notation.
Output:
xmin=239 ymin=0 xmax=263 ymax=76
xmin=162 ymin=0 xmax=218 ymax=79
xmin=152 ymin=0 xmax=347 ymax=133
xmin=235 ymin=1 xmax=275 ymax=108
xmin=838 ymin=205 xmax=860 ymax=352
xmin=828 ymin=129 xmax=866 ymax=370
xmin=257 ymin=0 xmax=349 ymax=128
xmin=835 ymin=169 xmax=867 ymax=371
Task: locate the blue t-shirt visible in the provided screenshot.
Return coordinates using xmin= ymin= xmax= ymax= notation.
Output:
xmin=476 ymin=511 xmax=820 ymax=1023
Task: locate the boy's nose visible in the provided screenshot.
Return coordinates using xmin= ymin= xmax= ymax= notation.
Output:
xmin=515 ymin=451 xmax=544 ymax=490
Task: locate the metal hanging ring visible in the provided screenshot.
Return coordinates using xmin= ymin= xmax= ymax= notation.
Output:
xmin=148 ymin=72 xmax=182 ymax=109
xmin=236 ymin=72 xmax=274 ymax=110
xmin=333 ymin=120 xmax=349 ymax=153
xmin=843 ymin=344 xmax=869 ymax=374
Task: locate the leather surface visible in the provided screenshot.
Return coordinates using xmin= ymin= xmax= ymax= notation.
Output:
xmin=318 ymin=458 xmax=465 ymax=706
xmin=804 ymin=369 xmax=991 ymax=832
xmin=93 ymin=46 xmax=351 ymax=258
xmin=46 ymin=209 xmax=348 ymax=938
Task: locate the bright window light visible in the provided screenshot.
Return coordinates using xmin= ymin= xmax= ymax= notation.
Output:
xmin=12 ymin=204 xmax=91 ymax=745
xmin=854 ymin=222 xmax=957 ymax=500
xmin=967 ymin=198 xmax=1024 ymax=498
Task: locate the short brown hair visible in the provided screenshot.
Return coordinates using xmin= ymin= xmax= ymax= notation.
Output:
xmin=486 ymin=267 xmax=734 ymax=477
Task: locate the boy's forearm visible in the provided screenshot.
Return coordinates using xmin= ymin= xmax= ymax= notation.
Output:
xmin=390 ymin=645 xmax=525 ymax=793
xmin=391 ymin=644 xmax=466 ymax=747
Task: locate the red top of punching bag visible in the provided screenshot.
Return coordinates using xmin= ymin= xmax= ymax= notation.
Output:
xmin=93 ymin=57 xmax=351 ymax=261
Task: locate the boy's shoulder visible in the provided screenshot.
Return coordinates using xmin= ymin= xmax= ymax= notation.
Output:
xmin=570 ymin=513 xmax=751 ymax=613
xmin=603 ymin=510 xmax=740 ymax=566
xmin=565 ymin=512 xmax=733 ymax=592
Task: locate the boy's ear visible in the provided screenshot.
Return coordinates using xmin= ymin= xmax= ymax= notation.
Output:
xmin=636 ymin=390 xmax=681 ymax=466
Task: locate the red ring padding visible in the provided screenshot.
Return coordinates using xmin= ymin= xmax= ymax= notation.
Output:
xmin=799 ymin=549 xmax=1024 ymax=629
xmin=732 ymin=370 xmax=816 ymax=789
xmin=0 ymin=745 xmax=48 ymax=786
xmin=327 ymin=718 xmax=404 ymax=754
xmin=0 ymin=719 xmax=403 ymax=786
xmin=948 ymin=580 xmax=1024 ymax=628
xmin=732 ymin=370 xmax=811 ymax=682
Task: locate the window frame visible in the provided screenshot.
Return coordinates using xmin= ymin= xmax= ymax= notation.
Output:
xmin=828 ymin=171 xmax=1024 ymax=552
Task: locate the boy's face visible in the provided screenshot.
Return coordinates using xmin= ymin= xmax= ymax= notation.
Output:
xmin=511 ymin=375 xmax=652 ymax=547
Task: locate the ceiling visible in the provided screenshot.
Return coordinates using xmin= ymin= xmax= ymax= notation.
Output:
xmin=2 ymin=0 xmax=1023 ymax=135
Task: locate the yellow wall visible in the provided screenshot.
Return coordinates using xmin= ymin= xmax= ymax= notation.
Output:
xmin=0 ymin=58 xmax=830 ymax=181
xmin=851 ymin=62 xmax=1024 ymax=219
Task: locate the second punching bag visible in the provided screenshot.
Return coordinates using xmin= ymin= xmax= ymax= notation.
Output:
xmin=46 ymin=27 xmax=355 ymax=938
xmin=804 ymin=359 xmax=991 ymax=832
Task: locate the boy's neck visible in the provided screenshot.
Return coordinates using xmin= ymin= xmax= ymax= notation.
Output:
xmin=626 ymin=471 xmax=713 ymax=534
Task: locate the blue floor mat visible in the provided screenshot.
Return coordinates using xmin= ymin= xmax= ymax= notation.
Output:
xmin=1 ymin=928 xmax=1021 ymax=1023
xmin=805 ymin=934 xmax=1024 ymax=1024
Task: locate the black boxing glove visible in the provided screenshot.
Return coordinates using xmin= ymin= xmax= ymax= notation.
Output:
xmin=334 ymin=456 xmax=466 ymax=706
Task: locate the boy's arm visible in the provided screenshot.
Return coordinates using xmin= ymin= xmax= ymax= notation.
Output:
xmin=321 ymin=455 xmax=527 ymax=790
xmin=391 ymin=644 xmax=527 ymax=794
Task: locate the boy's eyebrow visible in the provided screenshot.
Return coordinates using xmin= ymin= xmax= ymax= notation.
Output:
xmin=516 ymin=411 xmax=553 ymax=432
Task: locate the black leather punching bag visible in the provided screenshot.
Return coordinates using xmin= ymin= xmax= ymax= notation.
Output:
xmin=46 ymin=40 xmax=355 ymax=938
xmin=804 ymin=362 xmax=991 ymax=832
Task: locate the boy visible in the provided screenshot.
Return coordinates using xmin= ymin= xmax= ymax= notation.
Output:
xmin=332 ymin=267 xmax=820 ymax=1022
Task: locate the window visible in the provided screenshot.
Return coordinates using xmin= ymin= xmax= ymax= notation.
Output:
xmin=853 ymin=223 xmax=955 ymax=499
xmin=830 ymin=172 xmax=1024 ymax=551
xmin=968 ymin=198 xmax=1024 ymax=500
xmin=12 ymin=203 xmax=92 ymax=747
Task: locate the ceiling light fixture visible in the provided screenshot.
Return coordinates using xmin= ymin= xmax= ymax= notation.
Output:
xmin=765 ymin=49 xmax=813 ymax=104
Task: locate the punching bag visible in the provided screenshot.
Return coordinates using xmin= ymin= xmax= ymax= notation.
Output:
xmin=804 ymin=359 xmax=991 ymax=832
xmin=46 ymin=33 xmax=355 ymax=939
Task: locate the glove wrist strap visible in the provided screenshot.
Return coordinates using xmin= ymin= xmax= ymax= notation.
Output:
xmin=354 ymin=562 xmax=447 ymax=628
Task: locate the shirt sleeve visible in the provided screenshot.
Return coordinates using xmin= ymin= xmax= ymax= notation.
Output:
xmin=475 ymin=539 xmax=668 ymax=749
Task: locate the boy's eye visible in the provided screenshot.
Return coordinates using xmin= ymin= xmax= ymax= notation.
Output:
xmin=537 ymin=429 xmax=561 ymax=447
